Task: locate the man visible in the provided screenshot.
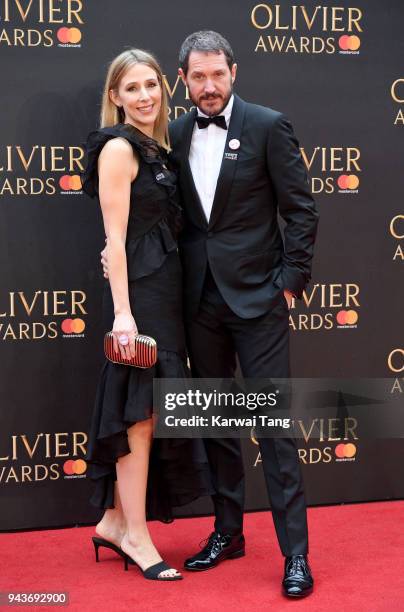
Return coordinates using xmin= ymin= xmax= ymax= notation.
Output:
xmin=173 ymin=30 xmax=318 ymax=597
xmin=103 ymin=31 xmax=318 ymax=597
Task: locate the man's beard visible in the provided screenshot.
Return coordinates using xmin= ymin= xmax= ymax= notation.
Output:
xmin=190 ymin=83 xmax=233 ymax=117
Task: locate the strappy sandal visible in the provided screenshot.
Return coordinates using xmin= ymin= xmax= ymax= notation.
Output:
xmin=123 ymin=556 xmax=183 ymax=581
xmin=92 ymin=536 xmax=135 ymax=564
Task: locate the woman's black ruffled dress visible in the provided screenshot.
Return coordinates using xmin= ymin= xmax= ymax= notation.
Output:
xmin=82 ymin=123 xmax=211 ymax=521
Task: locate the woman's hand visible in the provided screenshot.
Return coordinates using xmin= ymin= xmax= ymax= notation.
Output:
xmin=112 ymin=312 xmax=138 ymax=361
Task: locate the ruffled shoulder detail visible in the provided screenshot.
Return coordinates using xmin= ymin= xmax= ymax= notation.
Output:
xmin=81 ymin=123 xmax=168 ymax=198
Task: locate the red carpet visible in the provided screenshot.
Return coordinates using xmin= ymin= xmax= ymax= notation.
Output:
xmin=1 ymin=501 xmax=403 ymax=611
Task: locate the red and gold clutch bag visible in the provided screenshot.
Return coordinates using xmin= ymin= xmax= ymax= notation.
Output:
xmin=104 ymin=332 xmax=157 ymax=369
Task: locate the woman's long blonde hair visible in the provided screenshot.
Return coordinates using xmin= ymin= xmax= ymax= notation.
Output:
xmin=100 ymin=49 xmax=170 ymax=150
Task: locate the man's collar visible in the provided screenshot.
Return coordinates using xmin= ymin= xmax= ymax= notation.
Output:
xmin=196 ymin=94 xmax=234 ymax=127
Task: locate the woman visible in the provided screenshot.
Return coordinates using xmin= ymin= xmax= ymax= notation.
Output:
xmin=82 ymin=49 xmax=209 ymax=581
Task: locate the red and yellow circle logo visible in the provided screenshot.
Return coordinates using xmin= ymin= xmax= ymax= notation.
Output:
xmin=59 ymin=175 xmax=82 ymax=191
xmin=63 ymin=459 xmax=87 ymax=475
xmin=336 ymin=310 xmax=358 ymax=326
xmin=338 ymin=35 xmax=361 ymax=51
xmin=57 ymin=28 xmax=82 ymax=44
xmin=335 ymin=443 xmax=356 ymax=458
xmin=337 ymin=175 xmax=360 ymax=190
xmin=61 ymin=318 xmax=86 ymax=334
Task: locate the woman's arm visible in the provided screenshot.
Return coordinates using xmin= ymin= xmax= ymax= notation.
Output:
xmin=98 ymin=137 xmax=139 ymax=359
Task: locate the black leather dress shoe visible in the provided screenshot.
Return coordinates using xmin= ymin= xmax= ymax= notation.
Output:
xmin=184 ymin=532 xmax=245 ymax=571
xmin=282 ymin=554 xmax=313 ymax=597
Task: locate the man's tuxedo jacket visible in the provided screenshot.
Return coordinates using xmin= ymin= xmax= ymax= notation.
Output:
xmin=169 ymin=94 xmax=319 ymax=319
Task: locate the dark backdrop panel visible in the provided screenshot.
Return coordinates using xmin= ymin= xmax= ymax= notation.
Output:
xmin=0 ymin=0 xmax=403 ymax=531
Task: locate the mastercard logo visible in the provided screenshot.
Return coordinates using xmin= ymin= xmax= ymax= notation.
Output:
xmin=338 ymin=35 xmax=361 ymax=51
xmin=335 ymin=443 xmax=356 ymax=458
xmin=59 ymin=175 xmax=82 ymax=191
xmin=57 ymin=27 xmax=82 ymax=44
xmin=63 ymin=459 xmax=87 ymax=475
xmin=337 ymin=175 xmax=360 ymax=190
xmin=336 ymin=310 xmax=358 ymax=326
xmin=61 ymin=318 xmax=86 ymax=334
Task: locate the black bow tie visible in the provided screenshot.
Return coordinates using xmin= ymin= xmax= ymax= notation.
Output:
xmin=195 ymin=115 xmax=227 ymax=130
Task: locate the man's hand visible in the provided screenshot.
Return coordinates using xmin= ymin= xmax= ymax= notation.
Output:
xmin=284 ymin=289 xmax=293 ymax=309
xmin=101 ymin=239 xmax=109 ymax=279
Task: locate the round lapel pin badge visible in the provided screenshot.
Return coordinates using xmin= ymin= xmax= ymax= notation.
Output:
xmin=229 ymin=139 xmax=240 ymax=150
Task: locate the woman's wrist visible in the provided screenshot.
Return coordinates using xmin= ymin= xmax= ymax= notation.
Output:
xmin=114 ymin=307 xmax=132 ymax=316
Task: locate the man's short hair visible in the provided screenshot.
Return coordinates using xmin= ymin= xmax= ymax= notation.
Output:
xmin=179 ymin=30 xmax=235 ymax=75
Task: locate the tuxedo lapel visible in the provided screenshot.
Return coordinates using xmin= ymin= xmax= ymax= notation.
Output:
xmin=208 ymin=95 xmax=246 ymax=230
xmin=179 ymin=107 xmax=208 ymax=228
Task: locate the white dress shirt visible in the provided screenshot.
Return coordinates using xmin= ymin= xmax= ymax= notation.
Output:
xmin=189 ymin=95 xmax=234 ymax=222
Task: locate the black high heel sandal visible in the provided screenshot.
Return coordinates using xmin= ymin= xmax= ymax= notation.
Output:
xmin=92 ymin=536 xmax=135 ymax=565
xmin=123 ymin=556 xmax=183 ymax=581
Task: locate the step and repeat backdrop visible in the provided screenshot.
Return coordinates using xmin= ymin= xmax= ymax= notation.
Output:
xmin=0 ymin=0 xmax=403 ymax=530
